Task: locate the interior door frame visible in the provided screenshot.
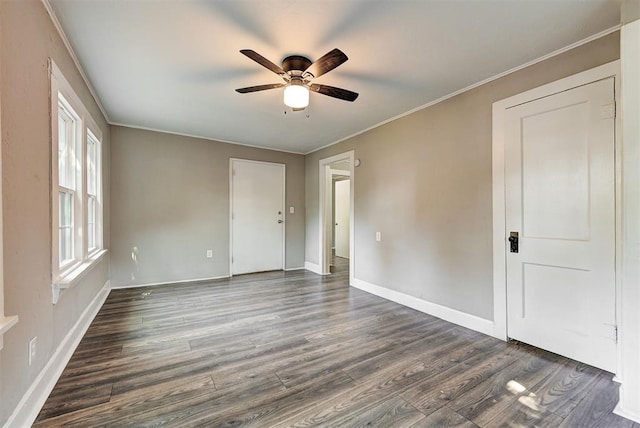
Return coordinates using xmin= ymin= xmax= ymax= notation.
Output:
xmin=229 ymin=158 xmax=286 ymax=277
xmin=492 ymin=61 xmax=622 ymax=357
xmin=319 ymin=151 xmax=354 ymax=282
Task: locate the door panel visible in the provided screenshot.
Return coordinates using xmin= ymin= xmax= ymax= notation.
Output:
xmin=521 ymin=102 xmax=590 ymax=240
xmin=505 ymin=78 xmax=616 ymax=372
xmin=334 ymin=179 xmax=350 ymax=259
xmin=231 ymin=160 xmax=285 ymax=275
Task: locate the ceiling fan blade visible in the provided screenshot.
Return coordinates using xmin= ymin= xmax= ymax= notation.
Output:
xmin=236 ymin=83 xmax=286 ymax=93
xmin=310 ymin=84 xmax=359 ymax=102
xmin=240 ymin=49 xmax=285 ymax=75
xmin=305 ymin=48 xmax=348 ymax=78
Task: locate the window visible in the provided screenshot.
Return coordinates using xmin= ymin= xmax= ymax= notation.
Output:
xmin=50 ymin=60 xmax=105 ymax=303
xmin=86 ymin=130 xmax=100 ymax=252
xmin=57 ymin=96 xmax=80 ymax=268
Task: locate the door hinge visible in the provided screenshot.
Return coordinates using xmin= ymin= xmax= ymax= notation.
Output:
xmin=612 ymin=101 xmax=617 ymax=119
xmin=600 ymin=102 xmax=616 ymax=119
xmin=614 ymin=325 xmax=618 ymax=343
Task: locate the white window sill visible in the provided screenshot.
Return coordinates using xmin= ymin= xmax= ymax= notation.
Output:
xmin=0 ymin=315 xmax=19 ymax=351
xmin=52 ymin=249 xmax=108 ymax=304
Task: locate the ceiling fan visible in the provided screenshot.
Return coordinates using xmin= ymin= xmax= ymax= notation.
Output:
xmin=235 ymin=48 xmax=359 ymax=110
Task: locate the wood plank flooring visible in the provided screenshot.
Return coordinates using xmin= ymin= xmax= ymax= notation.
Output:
xmin=35 ymin=264 xmax=636 ymax=427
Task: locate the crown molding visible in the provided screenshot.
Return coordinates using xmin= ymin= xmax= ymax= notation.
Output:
xmin=41 ymin=0 xmax=110 ymax=123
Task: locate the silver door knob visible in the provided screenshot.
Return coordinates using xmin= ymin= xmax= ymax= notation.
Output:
xmin=278 ymin=219 xmax=283 ymax=224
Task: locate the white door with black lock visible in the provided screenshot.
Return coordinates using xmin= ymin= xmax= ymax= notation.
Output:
xmin=504 ymin=77 xmax=616 ymax=372
xmin=230 ymin=159 xmax=285 ymax=275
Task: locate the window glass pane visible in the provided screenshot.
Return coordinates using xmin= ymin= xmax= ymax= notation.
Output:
xmin=87 ymin=135 xmax=97 ymax=196
xmin=59 ymin=227 xmax=72 ymax=265
xmin=59 ymin=191 xmax=73 ymax=227
xmin=58 ymin=113 xmax=68 ymax=188
xmin=59 ymin=191 xmax=74 ymax=264
xmin=58 ymin=102 xmax=76 ymax=190
xmin=88 ymin=196 xmax=96 ymax=250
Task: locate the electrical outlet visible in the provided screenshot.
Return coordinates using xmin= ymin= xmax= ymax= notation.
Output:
xmin=206 ymin=250 xmax=213 ymax=258
xmin=28 ymin=337 xmax=37 ymax=366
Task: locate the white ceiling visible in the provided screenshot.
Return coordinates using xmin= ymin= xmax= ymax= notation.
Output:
xmin=48 ymin=0 xmax=621 ymax=154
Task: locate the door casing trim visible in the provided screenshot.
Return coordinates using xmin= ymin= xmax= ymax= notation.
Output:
xmin=491 ymin=61 xmax=622 ymax=370
xmin=318 ymin=151 xmax=354 ymax=282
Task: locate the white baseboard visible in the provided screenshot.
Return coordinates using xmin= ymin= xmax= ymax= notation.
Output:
xmin=615 ymin=381 xmax=640 ymax=424
xmin=111 ymin=275 xmax=229 ymax=289
xmin=304 ymin=261 xmax=325 ymax=275
xmin=5 ymin=280 xmax=111 ymax=428
xmin=351 ymin=277 xmax=495 ymax=337
xmin=284 ymin=267 xmax=305 ymax=271
xmin=614 ymin=403 xmax=640 ymax=424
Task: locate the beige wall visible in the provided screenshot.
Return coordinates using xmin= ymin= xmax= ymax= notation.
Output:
xmin=305 ymin=32 xmax=620 ymax=321
xmin=109 ymin=126 xmax=305 ymax=287
xmin=0 ymin=0 xmax=111 ymax=424
xmin=623 ymin=0 xmax=640 ymax=24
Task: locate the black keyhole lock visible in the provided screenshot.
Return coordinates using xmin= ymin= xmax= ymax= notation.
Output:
xmin=508 ymin=232 xmax=519 ymax=253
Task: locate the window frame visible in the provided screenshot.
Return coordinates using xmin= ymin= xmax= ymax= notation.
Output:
xmin=50 ymin=60 xmax=106 ymax=304
xmin=55 ymin=93 xmax=81 ymax=272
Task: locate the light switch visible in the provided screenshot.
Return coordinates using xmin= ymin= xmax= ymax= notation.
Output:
xmin=376 ymin=232 xmax=381 ymax=242
xmin=289 ymin=206 xmax=295 ymax=214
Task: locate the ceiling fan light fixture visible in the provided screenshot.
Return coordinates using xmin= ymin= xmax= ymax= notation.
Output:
xmin=236 ymin=49 xmax=357 ymax=107
xmin=284 ymin=80 xmax=309 ymax=109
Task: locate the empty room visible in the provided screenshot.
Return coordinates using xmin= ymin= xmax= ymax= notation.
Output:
xmin=1 ymin=0 xmax=640 ymax=426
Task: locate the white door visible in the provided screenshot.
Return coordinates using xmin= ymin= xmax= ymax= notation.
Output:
xmin=334 ymin=179 xmax=350 ymax=259
xmin=231 ymin=159 xmax=285 ymax=275
xmin=505 ymin=78 xmax=616 ymax=372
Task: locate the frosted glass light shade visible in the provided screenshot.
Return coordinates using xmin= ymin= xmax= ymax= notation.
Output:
xmin=284 ymin=84 xmax=309 ymax=109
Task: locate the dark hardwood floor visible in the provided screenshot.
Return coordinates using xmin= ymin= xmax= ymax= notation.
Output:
xmin=35 ymin=261 xmax=636 ymax=427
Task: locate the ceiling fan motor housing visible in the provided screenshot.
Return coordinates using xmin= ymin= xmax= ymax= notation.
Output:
xmin=282 ymin=55 xmax=313 ymax=74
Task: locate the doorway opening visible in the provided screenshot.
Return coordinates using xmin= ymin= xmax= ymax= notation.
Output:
xmin=319 ymin=151 xmax=354 ymax=282
xmin=332 ymin=166 xmax=350 ymax=273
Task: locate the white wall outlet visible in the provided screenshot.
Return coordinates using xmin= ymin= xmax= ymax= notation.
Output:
xmin=206 ymin=250 xmax=213 ymax=258
xmin=28 ymin=337 xmax=37 ymax=366
xmin=376 ymin=232 xmax=381 ymax=242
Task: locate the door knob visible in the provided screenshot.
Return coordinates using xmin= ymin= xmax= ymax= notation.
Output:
xmin=278 ymin=219 xmax=283 ymax=224
xmin=508 ymin=232 xmax=519 ymax=253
